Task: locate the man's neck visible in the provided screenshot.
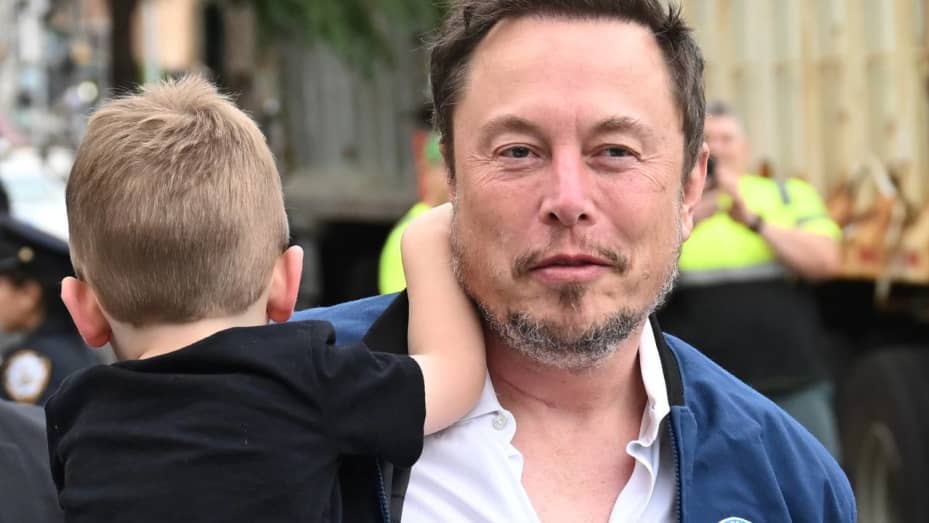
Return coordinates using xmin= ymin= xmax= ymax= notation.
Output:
xmin=486 ymin=322 xmax=647 ymax=419
xmin=487 ymin=321 xmax=649 ymax=521
xmin=110 ymin=304 xmax=269 ymax=361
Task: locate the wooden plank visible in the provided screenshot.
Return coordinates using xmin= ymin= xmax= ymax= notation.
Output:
xmin=745 ymin=0 xmax=776 ymax=173
xmin=813 ymin=0 xmax=847 ymax=192
xmin=800 ymin=0 xmax=826 ymax=192
xmin=773 ymin=0 xmax=807 ymax=182
xmin=728 ymin=0 xmax=761 ymax=170
xmin=891 ymin=0 xmax=924 ymax=204
xmin=840 ymin=0 xmax=868 ymax=192
xmin=913 ymin=0 xmax=929 ymax=203
xmin=689 ymin=0 xmax=728 ymax=103
xmin=705 ymin=0 xmax=735 ymax=105
xmin=863 ymin=0 xmax=895 ymax=165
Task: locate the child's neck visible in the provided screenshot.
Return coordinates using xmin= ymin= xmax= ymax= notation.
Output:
xmin=111 ymin=304 xmax=270 ymax=360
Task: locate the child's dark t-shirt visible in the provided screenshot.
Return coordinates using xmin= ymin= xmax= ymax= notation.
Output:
xmin=45 ymin=320 xmax=425 ymax=522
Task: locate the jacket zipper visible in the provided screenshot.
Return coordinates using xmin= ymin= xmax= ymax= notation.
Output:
xmin=376 ymin=459 xmax=391 ymax=523
xmin=668 ymin=420 xmax=683 ymax=523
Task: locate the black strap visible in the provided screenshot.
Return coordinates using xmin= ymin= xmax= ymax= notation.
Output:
xmin=388 ymin=463 xmax=411 ymax=521
xmin=776 ymin=179 xmax=791 ymax=205
xmin=650 ymin=315 xmax=686 ymax=407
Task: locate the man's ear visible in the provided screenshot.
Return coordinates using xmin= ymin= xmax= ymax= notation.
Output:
xmin=61 ymin=277 xmax=112 ymax=348
xmin=680 ymin=142 xmax=710 ymax=240
xmin=267 ymin=246 xmax=304 ymax=323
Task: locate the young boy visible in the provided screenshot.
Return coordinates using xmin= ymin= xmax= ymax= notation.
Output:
xmin=44 ymin=76 xmax=485 ymax=522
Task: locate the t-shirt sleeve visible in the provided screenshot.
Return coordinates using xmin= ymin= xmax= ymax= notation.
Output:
xmin=787 ymin=180 xmax=842 ymax=239
xmin=305 ymin=337 xmax=425 ymax=467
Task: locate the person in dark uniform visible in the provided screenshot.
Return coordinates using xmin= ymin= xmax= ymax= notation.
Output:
xmin=0 ymin=215 xmax=99 ymax=405
xmin=0 ymin=399 xmax=64 ymax=522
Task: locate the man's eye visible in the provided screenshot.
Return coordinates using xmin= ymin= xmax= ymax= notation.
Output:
xmin=501 ymin=146 xmax=533 ymax=159
xmin=601 ymin=147 xmax=631 ymax=158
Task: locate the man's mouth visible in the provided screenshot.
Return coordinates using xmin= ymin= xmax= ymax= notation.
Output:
xmin=530 ymin=254 xmax=613 ymax=270
xmin=528 ymin=254 xmax=618 ymax=284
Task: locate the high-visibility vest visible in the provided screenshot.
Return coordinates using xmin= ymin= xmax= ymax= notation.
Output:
xmin=678 ymin=175 xmax=840 ymax=285
xmin=378 ymin=202 xmax=432 ymax=294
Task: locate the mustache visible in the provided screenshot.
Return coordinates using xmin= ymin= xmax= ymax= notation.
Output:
xmin=512 ymin=243 xmax=629 ymax=278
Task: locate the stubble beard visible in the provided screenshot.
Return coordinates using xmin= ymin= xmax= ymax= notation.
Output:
xmin=451 ymin=222 xmax=681 ymax=372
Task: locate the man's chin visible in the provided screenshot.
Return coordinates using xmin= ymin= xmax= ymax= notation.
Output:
xmin=523 ymin=297 xmax=618 ymax=328
xmin=523 ymin=315 xmax=602 ymax=341
xmin=480 ymin=305 xmax=645 ymax=370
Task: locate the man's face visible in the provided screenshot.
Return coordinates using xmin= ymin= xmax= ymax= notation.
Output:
xmin=704 ymin=114 xmax=749 ymax=173
xmin=449 ymin=17 xmax=706 ymax=369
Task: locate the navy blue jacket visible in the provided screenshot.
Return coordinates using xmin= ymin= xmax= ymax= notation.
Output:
xmin=294 ymin=293 xmax=856 ymax=522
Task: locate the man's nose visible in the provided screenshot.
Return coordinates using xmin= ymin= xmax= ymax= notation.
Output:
xmin=540 ymin=154 xmax=593 ymax=227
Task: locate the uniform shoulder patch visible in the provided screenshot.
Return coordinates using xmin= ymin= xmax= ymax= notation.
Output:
xmin=3 ymin=349 xmax=52 ymax=404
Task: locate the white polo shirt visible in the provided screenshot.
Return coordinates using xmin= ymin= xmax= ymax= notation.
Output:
xmin=402 ymin=322 xmax=676 ymax=522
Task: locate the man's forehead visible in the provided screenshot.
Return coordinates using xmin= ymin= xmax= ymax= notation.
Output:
xmin=474 ymin=15 xmax=658 ymax=68
xmin=460 ymin=16 xmax=677 ymax=131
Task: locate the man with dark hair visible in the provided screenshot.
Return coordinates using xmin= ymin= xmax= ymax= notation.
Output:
xmin=297 ymin=1 xmax=855 ymax=521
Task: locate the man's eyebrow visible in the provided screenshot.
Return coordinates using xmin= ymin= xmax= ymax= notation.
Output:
xmin=593 ymin=116 xmax=656 ymax=140
xmin=475 ymin=115 xmax=656 ymax=149
xmin=477 ymin=115 xmax=545 ymax=150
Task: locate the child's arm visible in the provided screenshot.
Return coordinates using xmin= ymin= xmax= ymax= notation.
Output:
xmin=401 ymin=203 xmax=486 ymax=435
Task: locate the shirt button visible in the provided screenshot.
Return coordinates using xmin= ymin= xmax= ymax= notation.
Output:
xmin=492 ymin=413 xmax=508 ymax=430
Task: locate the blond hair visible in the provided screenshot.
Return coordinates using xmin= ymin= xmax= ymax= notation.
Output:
xmin=67 ymin=75 xmax=288 ymax=326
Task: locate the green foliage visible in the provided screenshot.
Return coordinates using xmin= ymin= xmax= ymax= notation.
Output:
xmin=223 ymin=0 xmax=446 ymax=73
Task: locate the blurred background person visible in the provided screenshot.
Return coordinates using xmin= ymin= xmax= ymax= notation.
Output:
xmin=659 ymin=100 xmax=843 ymax=456
xmin=0 ymin=398 xmax=63 ymax=523
xmin=0 ymin=215 xmax=99 ymax=405
xmin=378 ymin=128 xmax=449 ymax=294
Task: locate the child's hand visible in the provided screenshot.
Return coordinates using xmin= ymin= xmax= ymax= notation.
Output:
xmin=402 ymin=201 xmax=486 ymax=435
xmin=401 ymin=203 xmax=452 ymax=271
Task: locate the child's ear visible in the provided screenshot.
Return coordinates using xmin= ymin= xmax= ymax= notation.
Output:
xmin=60 ymin=277 xmax=112 ymax=347
xmin=267 ymin=246 xmax=304 ymax=323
